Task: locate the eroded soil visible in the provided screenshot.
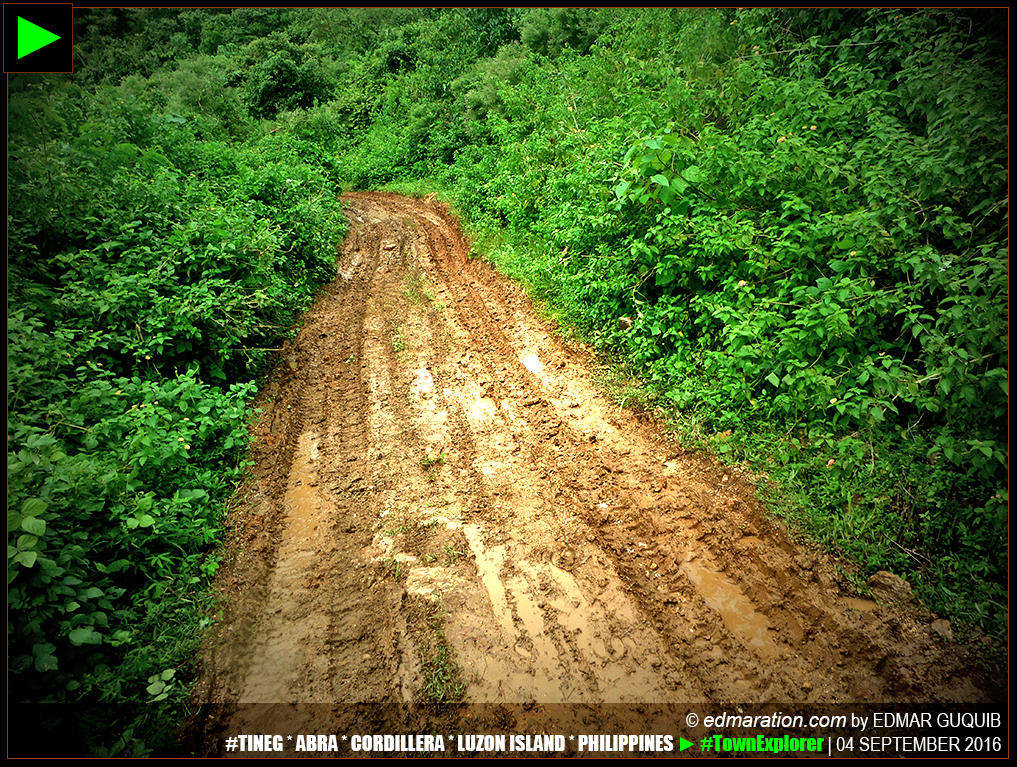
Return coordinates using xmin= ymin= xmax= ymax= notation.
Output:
xmin=187 ymin=193 xmax=1000 ymax=755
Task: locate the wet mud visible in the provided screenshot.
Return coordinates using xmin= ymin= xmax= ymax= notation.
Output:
xmin=188 ymin=193 xmax=999 ymax=756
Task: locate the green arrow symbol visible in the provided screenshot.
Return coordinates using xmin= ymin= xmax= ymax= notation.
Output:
xmin=679 ymin=737 xmax=694 ymax=752
xmin=18 ymin=17 xmax=62 ymax=59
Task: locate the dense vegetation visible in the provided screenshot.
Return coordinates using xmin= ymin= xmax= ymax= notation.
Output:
xmin=8 ymin=8 xmax=1006 ymax=755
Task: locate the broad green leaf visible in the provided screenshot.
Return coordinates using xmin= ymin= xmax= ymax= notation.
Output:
xmin=69 ymin=627 xmax=102 ymax=646
xmin=21 ymin=517 xmax=46 ymax=536
xmin=33 ymin=643 xmax=58 ymax=672
xmin=14 ymin=550 xmax=38 ymax=568
xmin=21 ymin=498 xmax=48 ymax=518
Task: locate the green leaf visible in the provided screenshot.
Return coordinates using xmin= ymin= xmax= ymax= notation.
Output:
xmin=21 ymin=517 xmax=46 ymax=536
xmin=69 ymin=627 xmax=102 ymax=646
xmin=14 ymin=550 xmax=38 ymax=568
xmin=681 ymin=165 xmax=703 ymax=183
xmin=33 ymin=643 xmax=58 ymax=672
xmin=21 ymin=498 xmax=48 ymax=518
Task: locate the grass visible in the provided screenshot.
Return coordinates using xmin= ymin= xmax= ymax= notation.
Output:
xmin=391 ymin=324 xmax=407 ymax=356
xmin=418 ymin=600 xmax=466 ymax=710
xmin=385 ymin=519 xmax=417 ymax=535
xmin=403 ymin=272 xmax=437 ymax=305
xmin=383 ymin=557 xmax=403 ymax=580
xmin=591 ymin=359 xmax=659 ymax=415
xmin=442 ymin=543 xmax=466 ymax=567
xmin=419 ymin=450 xmax=446 ymax=470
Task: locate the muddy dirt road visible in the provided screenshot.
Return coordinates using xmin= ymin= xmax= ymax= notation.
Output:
xmin=189 ymin=193 xmax=998 ymax=755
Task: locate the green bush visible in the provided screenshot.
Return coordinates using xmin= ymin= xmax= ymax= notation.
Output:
xmin=8 ymin=70 xmax=346 ymax=753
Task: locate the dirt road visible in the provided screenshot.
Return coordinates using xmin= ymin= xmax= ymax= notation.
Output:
xmin=189 ymin=193 xmax=998 ymax=755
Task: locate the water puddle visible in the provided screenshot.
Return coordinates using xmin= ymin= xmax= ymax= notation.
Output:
xmin=461 ymin=526 xmax=579 ymax=702
xmin=285 ymin=433 xmax=320 ymax=539
xmin=239 ymin=432 xmax=329 ymax=704
xmin=682 ymin=558 xmax=777 ymax=660
xmin=463 ymin=525 xmax=516 ymax=642
xmin=842 ymin=597 xmax=878 ymax=612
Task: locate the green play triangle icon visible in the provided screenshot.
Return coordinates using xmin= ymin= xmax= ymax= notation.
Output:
xmin=18 ymin=17 xmax=62 ymax=59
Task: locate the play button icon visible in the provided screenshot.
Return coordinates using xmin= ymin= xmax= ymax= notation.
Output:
xmin=18 ymin=17 xmax=61 ymax=59
xmin=4 ymin=4 xmax=73 ymax=73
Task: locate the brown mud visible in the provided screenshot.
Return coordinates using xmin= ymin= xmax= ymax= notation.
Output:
xmin=187 ymin=193 xmax=1000 ymax=756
